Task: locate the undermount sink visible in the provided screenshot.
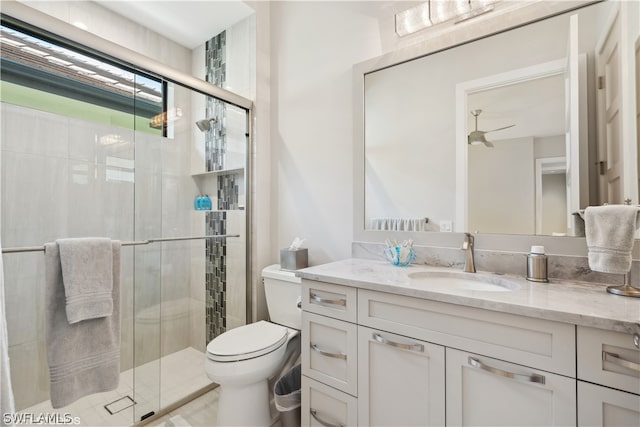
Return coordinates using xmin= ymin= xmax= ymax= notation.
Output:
xmin=407 ymin=271 xmax=520 ymax=292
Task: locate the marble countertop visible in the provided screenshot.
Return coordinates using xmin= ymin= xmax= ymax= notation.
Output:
xmin=296 ymin=258 xmax=640 ymax=334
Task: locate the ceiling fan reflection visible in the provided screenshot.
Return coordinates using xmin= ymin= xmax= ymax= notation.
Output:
xmin=467 ymin=109 xmax=515 ymax=148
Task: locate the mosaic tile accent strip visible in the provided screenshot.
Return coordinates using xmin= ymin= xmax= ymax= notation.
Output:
xmin=217 ymin=174 xmax=239 ymax=210
xmin=204 ymin=31 xmax=229 ymax=344
xmin=205 ymin=32 xmax=227 ymax=172
xmin=206 ymin=211 xmax=227 ymax=343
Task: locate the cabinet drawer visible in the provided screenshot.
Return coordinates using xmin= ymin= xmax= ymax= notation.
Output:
xmin=577 ymin=326 xmax=640 ymax=395
xmin=358 ymin=289 xmax=576 ymax=376
xmin=302 ymin=311 xmax=358 ymax=395
xmin=447 ymin=348 xmax=577 ymax=427
xmin=302 ymin=376 xmax=357 ymax=427
xmin=302 ymin=279 xmax=357 ymax=323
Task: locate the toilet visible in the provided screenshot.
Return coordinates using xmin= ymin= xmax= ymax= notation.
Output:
xmin=205 ymin=264 xmax=302 ymax=426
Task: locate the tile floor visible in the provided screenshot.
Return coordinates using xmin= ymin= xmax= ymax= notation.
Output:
xmin=147 ymin=389 xmax=219 ymax=427
xmin=20 ymin=347 xmax=213 ymax=427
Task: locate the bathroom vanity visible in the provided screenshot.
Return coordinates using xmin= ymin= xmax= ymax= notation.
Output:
xmin=297 ymin=259 xmax=640 ymax=427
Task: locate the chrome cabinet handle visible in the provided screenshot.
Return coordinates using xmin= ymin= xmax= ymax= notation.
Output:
xmin=468 ymin=357 xmax=546 ymax=385
xmin=634 ymin=333 xmax=639 ymax=349
xmin=311 ymin=344 xmax=347 ymax=360
xmin=603 ymin=351 xmax=640 ymax=373
xmin=310 ymin=409 xmax=345 ymax=427
xmin=372 ymin=333 xmax=424 ymax=353
xmin=310 ymin=292 xmax=346 ymax=307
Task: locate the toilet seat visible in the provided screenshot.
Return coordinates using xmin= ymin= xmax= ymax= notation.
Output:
xmin=206 ymin=320 xmax=288 ymax=362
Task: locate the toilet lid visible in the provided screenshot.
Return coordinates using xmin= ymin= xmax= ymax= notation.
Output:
xmin=206 ymin=321 xmax=288 ymax=362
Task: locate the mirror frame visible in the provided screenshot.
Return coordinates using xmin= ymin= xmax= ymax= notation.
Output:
xmin=353 ymin=0 xmax=605 ymax=256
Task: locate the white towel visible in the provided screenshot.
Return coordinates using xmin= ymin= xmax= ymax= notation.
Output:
xmin=0 ymin=239 xmax=16 ymax=427
xmin=370 ymin=217 xmax=427 ymax=232
xmin=45 ymin=241 xmax=121 ymax=409
xmin=57 ymin=238 xmax=114 ymax=324
xmin=585 ymin=205 xmax=640 ymax=274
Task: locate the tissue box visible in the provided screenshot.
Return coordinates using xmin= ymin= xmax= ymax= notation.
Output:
xmin=280 ymin=248 xmax=308 ymax=271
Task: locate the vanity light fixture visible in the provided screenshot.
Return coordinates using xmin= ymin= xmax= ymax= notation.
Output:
xmin=395 ymin=0 xmax=498 ymax=37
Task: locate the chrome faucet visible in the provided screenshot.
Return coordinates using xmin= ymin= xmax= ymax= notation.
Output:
xmin=461 ymin=232 xmax=476 ymax=273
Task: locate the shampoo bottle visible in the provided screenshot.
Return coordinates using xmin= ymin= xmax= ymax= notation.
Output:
xmin=203 ymin=195 xmax=212 ymax=210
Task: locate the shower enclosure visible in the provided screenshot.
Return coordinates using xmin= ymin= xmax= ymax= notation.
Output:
xmin=0 ymin=15 xmax=251 ymax=426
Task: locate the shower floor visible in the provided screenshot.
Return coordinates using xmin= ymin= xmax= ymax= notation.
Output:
xmin=20 ymin=347 xmax=213 ymax=427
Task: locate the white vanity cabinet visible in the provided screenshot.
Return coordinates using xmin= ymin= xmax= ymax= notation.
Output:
xmin=301 ymin=278 xmax=584 ymax=427
xmin=576 ymin=326 xmax=640 ymax=426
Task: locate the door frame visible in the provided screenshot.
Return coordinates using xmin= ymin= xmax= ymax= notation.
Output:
xmin=455 ymin=59 xmax=566 ymax=232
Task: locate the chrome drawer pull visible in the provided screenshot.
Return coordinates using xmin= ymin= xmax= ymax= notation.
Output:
xmin=310 ymin=293 xmax=347 ymax=307
xmin=634 ymin=333 xmax=639 ymax=349
xmin=311 ymin=344 xmax=347 ymax=360
xmin=310 ymin=409 xmax=345 ymax=427
xmin=468 ymin=357 xmax=546 ymax=385
xmin=372 ymin=333 xmax=424 ymax=353
xmin=603 ymin=351 xmax=640 ymax=373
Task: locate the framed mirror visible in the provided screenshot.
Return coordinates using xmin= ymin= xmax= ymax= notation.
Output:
xmin=357 ymin=0 xmax=639 ymax=243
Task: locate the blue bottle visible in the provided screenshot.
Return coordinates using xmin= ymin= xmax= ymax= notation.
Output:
xmin=195 ymin=195 xmax=203 ymax=210
xmin=203 ymin=195 xmax=212 ymax=210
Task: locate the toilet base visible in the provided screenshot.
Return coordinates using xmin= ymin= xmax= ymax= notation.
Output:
xmin=217 ymin=380 xmax=271 ymax=426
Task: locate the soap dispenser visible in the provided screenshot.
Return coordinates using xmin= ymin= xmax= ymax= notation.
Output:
xmin=526 ymin=245 xmax=548 ymax=283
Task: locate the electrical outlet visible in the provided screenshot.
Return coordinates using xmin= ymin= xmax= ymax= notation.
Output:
xmin=440 ymin=220 xmax=453 ymax=232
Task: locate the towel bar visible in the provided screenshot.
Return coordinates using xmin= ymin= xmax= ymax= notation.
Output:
xmin=1 ymin=234 xmax=240 ymax=254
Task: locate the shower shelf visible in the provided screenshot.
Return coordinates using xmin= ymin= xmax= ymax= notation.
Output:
xmin=192 ymin=208 xmax=244 ymax=213
xmin=191 ymin=167 xmax=244 ymax=178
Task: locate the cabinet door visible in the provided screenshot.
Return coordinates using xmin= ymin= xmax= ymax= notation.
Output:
xmin=578 ymin=381 xmax=640 ymax=427
xmin=302 ymin=375 xmax=357 ymax=427
xmin=358 ymin=326 xmax=445 ymax=426
xmin=446 ymin=348 xmax=576 ymax=427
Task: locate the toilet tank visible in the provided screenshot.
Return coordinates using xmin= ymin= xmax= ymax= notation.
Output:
xmin=262 ymin=264 xmax=302 ymax=330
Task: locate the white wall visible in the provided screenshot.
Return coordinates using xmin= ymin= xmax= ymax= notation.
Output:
xmin=468 ymin=137 xmax=535 ymax=235
xmin=269 ymin=1 xmax=382 ymax=265
xmin=16 ymin=0 xmax=191 ymax=74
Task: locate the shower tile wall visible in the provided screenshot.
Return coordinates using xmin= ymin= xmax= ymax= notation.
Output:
xmin=188 ymin=14 xmax=252 ymax=351
xmin=206 ymin=212 xmax=227 ymax=341
xmin=202 ymin=30 xmax=248 ymax=342
xmin=205 ymin=32 xmax=226 ymax=172
xmin=0 ymin=103 xmax=135 ymax=409
xmin=0 ymin=100 xmax=194 ymax=409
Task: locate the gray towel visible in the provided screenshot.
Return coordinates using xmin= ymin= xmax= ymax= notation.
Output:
xmin=45 ymin=241 xmax=121 ymax=409
xmin=585 ymin=205 xmax=640 ymax=274
xmin=57 ymin=238 xmax=113 ymax=324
